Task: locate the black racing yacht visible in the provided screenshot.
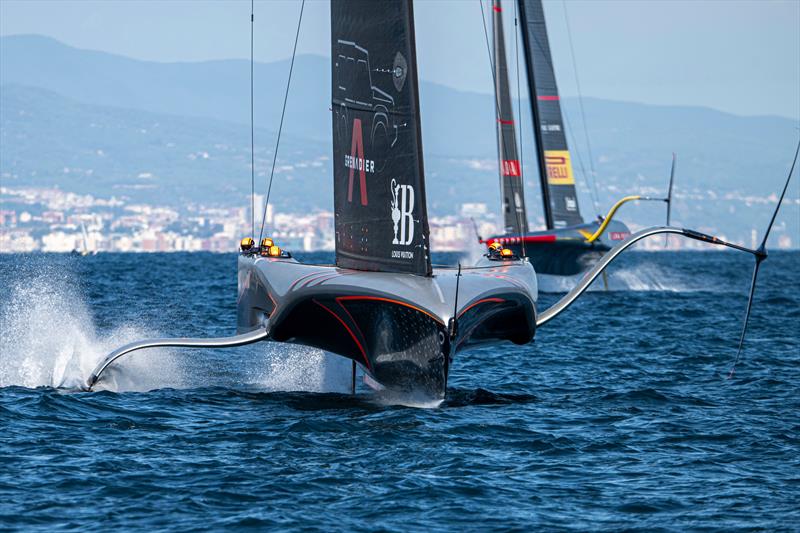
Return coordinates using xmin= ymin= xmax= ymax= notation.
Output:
xmin=483 ymin=0 xmax=668 ymax=276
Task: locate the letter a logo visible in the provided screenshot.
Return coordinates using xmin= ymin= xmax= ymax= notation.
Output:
xmin=348 ymin=119 xmax=368 ymax=205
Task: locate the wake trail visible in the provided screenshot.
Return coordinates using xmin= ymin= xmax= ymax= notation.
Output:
xmin=537 ymin=261 xmax=699 ymax=294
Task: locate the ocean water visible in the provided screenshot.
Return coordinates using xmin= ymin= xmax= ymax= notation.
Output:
xmin=1 ymin=251 xmax=798 ymax=530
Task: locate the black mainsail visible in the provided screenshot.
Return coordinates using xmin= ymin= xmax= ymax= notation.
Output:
xmin=493 ymin=0 xmax=529 ymax=235
xmin=332 ymin=0 xmax=431 ymax=275
xmin=518 ymin=0 xmax=583 ymax=229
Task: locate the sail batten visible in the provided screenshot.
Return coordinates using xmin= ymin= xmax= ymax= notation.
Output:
xmin=518 ymin=0 xmax=583 ymax=229
xmin=493 ymin=0 xmax=529 ymax=236
xmin=331 ymin=0 xmax=431 ymax=275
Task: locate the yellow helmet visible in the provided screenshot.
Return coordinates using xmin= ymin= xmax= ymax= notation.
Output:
xmin=489 ymin=242 xmax=503 ymax=252
xmin=240 ymin=237 xmax=254 ymax=251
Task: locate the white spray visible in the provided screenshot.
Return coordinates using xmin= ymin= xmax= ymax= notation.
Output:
xmin=0 ymin=262 xmax=183 ymax=391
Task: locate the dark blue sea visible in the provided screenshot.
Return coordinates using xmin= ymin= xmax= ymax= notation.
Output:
xmin=1 ymin=251 xmax=798 ymax=530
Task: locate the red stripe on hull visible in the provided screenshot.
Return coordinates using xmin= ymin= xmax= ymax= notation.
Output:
xmin=336 ymin=296 xmax=442 ymax=325
xmin=458 ymin=297 xmax=505 ymax=318
xmin=314 ymin=300 xmax=371 ymax=370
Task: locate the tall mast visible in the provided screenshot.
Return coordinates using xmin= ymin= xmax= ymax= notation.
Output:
xmin=492 ymin=0 xmax=529 ymax=235
xmin=518 ymin=0 xmax=583 ymax=229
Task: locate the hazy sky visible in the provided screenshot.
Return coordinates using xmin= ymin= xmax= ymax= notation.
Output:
xmin=1 ymin=0 xmax=798 ymax=119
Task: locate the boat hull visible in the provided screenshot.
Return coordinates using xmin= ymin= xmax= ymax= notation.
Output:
xmin=237 ymin=255 xmax=538 ymax=398
xmin=486 ymin=219 xmax=631 ymax=276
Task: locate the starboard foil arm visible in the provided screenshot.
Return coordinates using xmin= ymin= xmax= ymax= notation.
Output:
xmin=85 ymin=326 xmax=270 ymax=390
xmin=539 ymin=138 xmax=797 ymax=374
xmin=537 ymin=223 xmax=776 ymax=328
xmin=537 ymin=226 xmax=683 ymax=327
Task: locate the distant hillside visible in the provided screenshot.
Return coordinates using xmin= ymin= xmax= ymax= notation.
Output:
xmin=2 ymin=36 xmax=797 ymax=180
xmin=0 ymin=84 xmax=329 ymax=209
xmin=1 ymin=35 xmax=798 ymax=242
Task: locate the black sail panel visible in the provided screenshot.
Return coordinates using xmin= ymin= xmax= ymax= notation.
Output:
xmin=493 ymin=0 xmax=529 ymax=236
xmin=518 ymin=0 xmax=583 ymax=228
xmin=331 ymin=0 xmax=431 ymax=275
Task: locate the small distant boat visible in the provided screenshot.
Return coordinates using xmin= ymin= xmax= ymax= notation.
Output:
xmin=87 ymin=0 xmax=796 ymax=396
xmin=483 ymin=0 xmax=670 ymax=277
xmin=71 ymin=221 xmax=97 ymax=256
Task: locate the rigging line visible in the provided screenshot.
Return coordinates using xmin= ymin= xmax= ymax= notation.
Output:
xmin=250 ymin=0 xmax=255 ymax=239
xmin=258 ymin=0 xmax=305 ymax=243
xmin=562 ymin=0 xmax=601 ymax=217
xmin=479 ymin=0 xmax=527 ymax=244
xmin=513 ymin=0 xmax=526 ymax=257
xmin=478 ymin=0 xmax=505 ymax=211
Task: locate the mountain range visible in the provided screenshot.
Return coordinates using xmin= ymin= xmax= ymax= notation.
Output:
xmin=1 ymin=34 xmax=798 ymax=239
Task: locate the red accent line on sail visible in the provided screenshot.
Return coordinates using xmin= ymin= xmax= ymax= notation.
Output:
xmin=537 ymin=96 xmax=560 ymax=101
xmin=458 ymin=297 xmax=505 ymax=318
xmin=314 ymin=300 xmax=371 ymax=370
xmin=501 ymin=160 xmax=521 ymax=177
xmin=493 ymin=6 xmax=502 ymax=12
xmin=336 ymin=296 xmax=442 ymax=324
xmin=497 ymin=119 xmax=514 ymax=125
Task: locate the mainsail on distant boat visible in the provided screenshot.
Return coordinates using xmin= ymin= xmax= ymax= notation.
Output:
xmin=483 ymin=0 xmax=671 ymax=277
xmin=71 ymin=220 xmax=96 ymax=256
xmin=86 ymin=0 xmax=797 ymax=397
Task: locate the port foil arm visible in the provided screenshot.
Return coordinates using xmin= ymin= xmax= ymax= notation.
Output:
xmin=85 ymin=326 xmax=270 ymax=390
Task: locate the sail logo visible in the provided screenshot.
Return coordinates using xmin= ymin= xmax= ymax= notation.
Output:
xmin=501 ymin=159 xmax=521 ymax=177
xmin=390 ymin=178 xmax=415 ymax=247
xmin=544 ymin=150 xmax=575 ymax=185
xmin=346 ymin=118 xmax=375 ymax=206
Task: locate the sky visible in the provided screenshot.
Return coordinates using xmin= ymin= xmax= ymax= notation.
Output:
xmin=1 ymin=0 xmax=799 ymax=120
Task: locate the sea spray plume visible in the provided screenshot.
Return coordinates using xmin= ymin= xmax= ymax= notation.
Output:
xmin=0 ymin=258 xmax=91 ymax=388
xmin=252 ymin=344 xmax=353 ymax=393
xmin=0 ymin=257 xmax=184 ymax=391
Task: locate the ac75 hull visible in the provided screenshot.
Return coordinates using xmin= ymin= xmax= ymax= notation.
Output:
xmin=237 ymin=255 xmax=538 ymax=398
xmin=486 ymin=219 xmax=631 ymax=276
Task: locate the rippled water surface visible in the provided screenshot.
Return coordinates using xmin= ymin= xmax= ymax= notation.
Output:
xmin=1 ymin=251 xmax=798 ymax=530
